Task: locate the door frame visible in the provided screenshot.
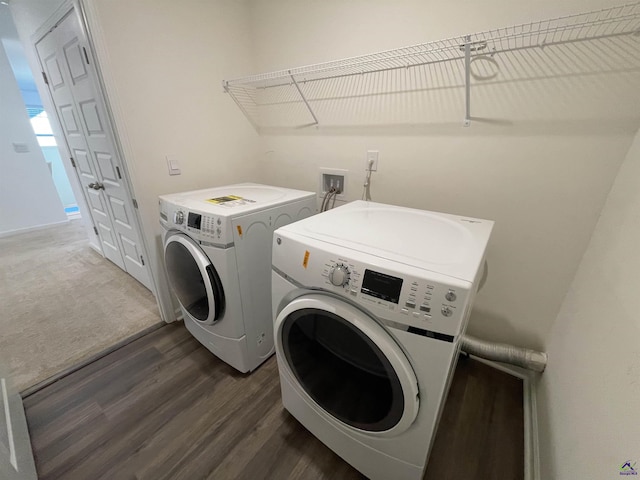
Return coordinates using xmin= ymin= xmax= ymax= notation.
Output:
xmin=0 ymin=375 xmax=37 ymax=480
xmin=29 ymin=1 xmax=166 ymax=315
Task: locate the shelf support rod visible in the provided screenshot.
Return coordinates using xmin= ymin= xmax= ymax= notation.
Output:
xmin=289 ymin=72 xmax=319 ymax=126
xmin=222 ymin=81 xmax=261 ymax=132
xmin=463 ymin=35 xmax=471 ymax=127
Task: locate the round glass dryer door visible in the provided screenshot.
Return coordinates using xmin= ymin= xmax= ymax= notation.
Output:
xmin=164 ymin=233 xmax=225 ymax=325
xmin=275 ymin=294 xmax=419 ymax=436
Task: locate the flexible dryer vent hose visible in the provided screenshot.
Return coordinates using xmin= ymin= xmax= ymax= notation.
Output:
xmin=461 ymin=334 xmax=547 ymax=373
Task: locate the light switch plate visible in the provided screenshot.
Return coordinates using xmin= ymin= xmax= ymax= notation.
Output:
xmin=166 ymin=155 xmax=181 ymax=176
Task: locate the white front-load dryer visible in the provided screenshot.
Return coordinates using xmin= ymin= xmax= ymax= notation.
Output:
xmin=160 ymin=183 xmax=315 ymax=373
xmin=271 ymin=200 xmax=494 ymax=480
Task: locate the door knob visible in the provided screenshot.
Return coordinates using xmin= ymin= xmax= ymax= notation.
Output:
xmin=88 ymin=182 xmax=105 ymax=190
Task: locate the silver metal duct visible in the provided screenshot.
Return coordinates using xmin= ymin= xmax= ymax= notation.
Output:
xmin=461 ymin=334 xmax=547 ymax=373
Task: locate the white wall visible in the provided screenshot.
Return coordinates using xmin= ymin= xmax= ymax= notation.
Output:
xmin=247 ymin=0 xmax=640 ymax=350
xmin=536 ymin=128 xmax=640 ymax=478
xmin=0 ymin=36 xmax=66 ymax=236
xmin=82 ymin=0 xmax=261 ymax=319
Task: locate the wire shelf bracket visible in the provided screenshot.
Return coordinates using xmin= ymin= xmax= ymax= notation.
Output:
xmin=223 ymin=2 xmax=640 ymax=130
xmin=289 ymin=72 xmax=319 ymax=126
xmin=463 ymin=35 xmax=472 ymax=127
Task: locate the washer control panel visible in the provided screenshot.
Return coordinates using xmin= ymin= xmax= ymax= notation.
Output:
xmin=318 ymin=254 xmax=470 ymax=337
xmin=160 ymin=199 xmax=228 ymax=244
xmin=193 ymin=213 xmax=224 ymax=241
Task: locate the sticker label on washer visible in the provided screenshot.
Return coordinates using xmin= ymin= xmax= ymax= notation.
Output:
xmin=303 ymin=250 xmax=310 ymax=269
xmin=236 ymin=225 xmax=243 ymax=237
xmin=206 ymin=195 xmax=256 ymax=207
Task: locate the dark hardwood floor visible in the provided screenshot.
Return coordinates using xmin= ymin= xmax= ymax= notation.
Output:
xmin=24 ymin=323 xmax=523 ymax=480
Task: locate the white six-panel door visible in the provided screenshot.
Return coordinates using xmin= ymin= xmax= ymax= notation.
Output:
xmin=35 ymin=9 xmax=151 ymax=290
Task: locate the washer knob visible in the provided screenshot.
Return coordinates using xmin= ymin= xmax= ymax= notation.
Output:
xmin=174 ymin=210 xmax=185 ymax=225
xmin=441 ymin=306 xmax=453 ymax=317
xmin=445 ymin=290 xmax=457 ymax=302
xmin=329 ymin=265 xmax=350 ymax=287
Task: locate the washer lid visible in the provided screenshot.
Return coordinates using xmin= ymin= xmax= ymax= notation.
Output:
xmin=281 ymin=201 xmax=494 ymax=282
xmin=159 ymin=183 xmax=314 ymax=217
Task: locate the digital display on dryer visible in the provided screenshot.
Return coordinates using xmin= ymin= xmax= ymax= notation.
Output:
xmin=361 ymin=269 xmax=403 ymax=304
xmin=187 ymin=212 xmax=202 ymax=229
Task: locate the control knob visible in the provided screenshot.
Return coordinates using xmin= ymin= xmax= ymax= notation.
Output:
xmin=174 ymin=210 xmax=185 ymax=225
xmin=445 ymin=290 xmax=457 ymax=302
xmin=329 ymin=264 xmax=350 ymax=287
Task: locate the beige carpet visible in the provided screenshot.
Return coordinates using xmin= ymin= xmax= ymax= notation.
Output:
xmin=0 ymin=219 xmax=161 ymax=391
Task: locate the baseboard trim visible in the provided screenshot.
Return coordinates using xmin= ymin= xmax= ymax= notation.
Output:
xmin=20 ymin=322 xmax=166 ymax=400
xmin=88 ymin=242 xmax=103 ymax=256
xmin=0 ymin=219 xmax=69 ymax=239
xmin=467 ymin=355 xmax=541 ymax=480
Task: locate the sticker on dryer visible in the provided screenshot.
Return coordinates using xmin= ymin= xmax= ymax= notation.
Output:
xmin=236 ymin=225 xmax=243 ymax=237
xmin=303 ymin=250 xmax=310 ymax=269
xmin=206 ymin=195 xmax=242 ymax=204
xmin=205 ymin=195 xmax=256 ymax=207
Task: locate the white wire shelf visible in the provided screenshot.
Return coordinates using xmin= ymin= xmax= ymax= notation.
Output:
xmin=224 ymin=2 xmax=640 ymax=130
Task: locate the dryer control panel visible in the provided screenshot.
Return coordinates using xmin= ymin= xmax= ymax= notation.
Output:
xmin=279 ymin=241 xmax=474 ymax=338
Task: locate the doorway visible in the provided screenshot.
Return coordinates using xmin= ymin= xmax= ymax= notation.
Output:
xmin=0 ymin=3 xmax=160 ymax=392
xmin=35 ymin=8 xmax=151 ymax=290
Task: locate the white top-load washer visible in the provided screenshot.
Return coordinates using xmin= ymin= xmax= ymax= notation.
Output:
xmin=272 ymin=200 xmax=493 ymax=480
xmin=160 ymin=183 xmax=315 ymax=373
